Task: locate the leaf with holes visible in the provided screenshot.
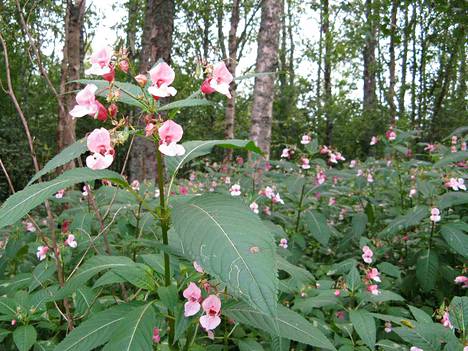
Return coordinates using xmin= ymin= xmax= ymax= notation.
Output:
xmin=171 ymin=193 xmax=278 ymax=318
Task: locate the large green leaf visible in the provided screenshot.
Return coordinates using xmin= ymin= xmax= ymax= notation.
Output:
xmin=378 ymin=206 xmax=428 ymax=238
xmin=303 ymin=210 xmax=333 ymax=246
xmin=437 ymin=192 xmax=468 ymax=210
xmin=0 ymin=168 xmax=125 ymax=229
xmin=103 ymin=302 xmax=157 ymax=351
xmin=393 ymin=323 xmax=440 ymax=351
xmin=13 ymin=325 xmax=37 ymax=351
xmin=434 ymin=151 xmax=468 ymax=167
xmin=53 ymin=304 xmax=132 ymax=351
xmin=165 ymin=139 xmax=262 ymax=177
xmin=56 ymin=256 xmax=135 ymax=298
xmin=349 ymin=309 xmax=376 ymax=350
xmin=351 ymin=213 xmax=368 ymax=238
xmin=158 ymin=98 xmax=213 ymax=111
xmin=440 ymin=224 xmax=468 ymax=258
xmin=224 ymin=302 xmax=335 ymax=350
xmin=171 ymin=193 xmax=278 ymax=318
xmin=27 ymin=139 xmax=87 ymax=185
xmin=416 ymin=249 xmax=439 ymax=292
xmin=74 ymin=80 xmax=145 ymax=108
xmin=449 ymin=296 xmax=468 ymax=333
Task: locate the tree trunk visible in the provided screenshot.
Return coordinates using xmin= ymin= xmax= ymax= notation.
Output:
xmin=410 ymin=2 xmax=417 ymax=126
xmin=315 ymin=3 xmax=323 ymax=131
xmin=126 ymin=0 xmax=140 ymax=58
xmin=398 ymin=0 xmax=409 ymax=119
xmin=363 ymin=0 xmax=377 ymax=112
xmin=224 ymin=0 xmax=240 ymax=141
xmin=387 ymin=0 xmax=397 ymax=124
xmin=58 ymin=0 xmax=86 ymax=162
xmin=249 ymin=0 xmax=282 ymax=158
xmin=129 ymin=0 xmax=174 ymax=181
xmin=323 ymin=0 xmax=332 ymax=145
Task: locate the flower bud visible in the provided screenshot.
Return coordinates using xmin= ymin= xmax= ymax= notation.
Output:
xmin=134 ymin=74 xmax=148 ymax=87
xmin=118 ymin=60 xmax=129 ymax=73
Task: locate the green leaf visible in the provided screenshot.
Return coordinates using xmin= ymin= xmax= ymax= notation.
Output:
xmin=346 ymin=266 xmax=362 ymax=292
xmin=171 ymin=193 xmax=278 ymax=318
xmin=74 ymin=80 xmax=146 ymax=108
xmin=434 ymin=151 xmax=468 ymax=167
xmin=277 ymin=256 xmax=314 ymax=291
xmin=0 ymin=328 xmax=11 ymax=343
xmin=238 ymin=339 xmax=265 ymax=351
xmin=440 ymin=224 xmax=468 ymax=258
xmin=103 ymin=302 xmax=157 ymax=351
xmin=56 ymin=256 xmax=135 ymax=298
xmin=408 ymin=306 xmax=433 ymax=324
xmin=416 ymin=249 xmax=439 ymax=292
xmin=303 ymin=210 xmax=332 ymax=246
xmin=376 ymin=262 xmax=401 ymax=279
xmin=437 ymin=192 xmax=468 ymax=210
xmin=27 ymin=139 xmax=87 ymax=185
xmin=349 ymin=310 xmax=376 ymax=350
xmin=352 ymin=213 xmax=368 ymax=238
xmin=74 ymin=287 xmax=96 ymax=317
xmin=13 ymin=325 xmax=37 ymax=351
xmin=0 ymin=168 xmax=125 ymax=229
xmin=378 ymin=206 xmax=428 ymax=238
xmin=293 ymin=294 xmax=339 ymax=313
xmin=112 ymin=264 xmax=156 ymax=291
xmin=165 ymin=139 xmax=262 ymax=178
xmin=224 ymin=302 xmax=335 ymax=350
xmin=393 ymin=324 xmax=439 ymax=351
xmin=53 ymin=304 xmax=132 ymax=351
xmin=29 ymin=261 xmax=56 ymax=292
xmin=158 ymin=98 xmax=213 ymax=111
xmin=449 ymin=296 xmax=468 ymax=333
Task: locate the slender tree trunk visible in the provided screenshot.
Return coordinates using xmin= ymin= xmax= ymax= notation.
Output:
xmin=323 ymin=0 xmax=332 ymax=145
xmin=417 ymin=1 xmax=426 ymax=125
xmin=387 ymin=0 xmax=397 ymax=124
xmin=224 ymin=0 xmax=240 ymax=140
xmin=316 ymin=4 xmax=323 ymax=130
xmin=363 ymin=0 xmax=377 ymax=112
xmin=410 ymin=2 xmax=417 ymax=126
xmin=398 ymin=0 xmax=409 ymax=119
xmin=249 ymin=0 xmax=282 ymax=158
xmin=126 ymin=0 xmax=139 ymax=58
xmin=58 ymin=0 xmax=86 ymax=162
xmin=129 ymin=0 xmax=174 ymax=181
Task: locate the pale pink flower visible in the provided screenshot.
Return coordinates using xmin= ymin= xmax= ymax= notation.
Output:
xmin=69 ymin=84 xmax=105 ymax=119
xmin=152 ymin=327 xmax=160 ymax=343
xmin=329 ymin=153 xmax=338 ymax=164
xmin=148 ymin=62 xmax=177 ymax=98
xmin=336 ymin=311 xmax=345 ymax=320
xmin=370 ymin=136 xmax=378 ymax=145
xmin=367 ymin=173 xmax=374 ymax=183
xmin=410 ymin=347 xmax=423 ymax=351
xmin=451 ymin=135 xmax=458 ymax=145
xmin=86 ymin=128 xmax=114 ymax=170
xmin=262 ymin=186 xmax=274 ymax=199
xmin=301 ymin=135 xmax=311 ymax=144
xmin=451 ymin=145 xmax=457 ymax=153
xmin=183 ymin=282 xmax=202 ymax=317
xmin=362 ymin=246 xmax=373 ymax=264
xmin=36 ymin=246 xmax=49 ymax=261
xmin=386 ymin=129 xmax=396 ymax=141
xmin=193 ymin=261 xmax=204 ymax=273
xmin=320 ymin=145 xmax=330 ymax=154
xmin=454 ymin=276 xmax=468 ymax=288
xmin=25 ymin=221 xmax=36 ymax=232
xmin=199 ymin=295 xmax=222 ymax=331
xmin=263 ymin=206 xmax=271 ymax=216
xmin=131 ymin=180 xmax=140 ymax=191
xmin=11 ymin=319 xmax=16 ymax=326
xmin=224 ymin=176 xmax=231 ymax=184
xmin=328 ymin=197 xmax=336 ymax=206
xmin=349 ymin=160 xmax=357 ymax=168
xmin=409 ymin=188 xmax=417 ymax=197
xmin=301 ymin=158 xmax=311 ymax=169
xmin=366 ymin=268 xmax=381 ymax=282
xmin=179 ymin=186 xmax=188 ymax=195
xmin=55 ymin=189 xmax=65 ymax=199
xmin=158 ymin=120 xmax=185 ymax=156
xmin=430 ymin=207 xmax=441 ymax=222
xmin=357 ymin=169 xmax=364 ymax=176
xmin=386 ymin=160 xmax=392 ymax=167
xmin=118 ymin=60 xmax=129 ymax=73
xmin=334 ymin=289 xmax=341 ymax=297
xmin=64 ymin=234 xmax=77 ymax=248
xmin=82 ymin=185 xmax=89 ymax=197
xmin=315 ymin=170 xmax=327 ymax=185
xmin=281 ymin=148 xmax=291 ymax=158
xmin=145 ymin=123 xmax=155 ymax=137
xmin=249 ymin=202 xmax=259 ymax=214
xmin=201 ymin=61 xmax=233 ymax=98
xmin=85 ymin=46 xmax=113 ymax=76
xmin=229 ymin=184 xmax=241 ymax=196
xmin=424 ymin=144 xmax=436 ymax=152
xmin=279 ymin=238 xmax=288 ymax=249
xmin=367 ymin=284 xmax=380 ymax=295
xmin=335 ymin=152 xmax=345 ymax=161
xmin=446 ymin=178 xmax=466 ymax=191
xmin=272 ymin=193 xmax=284 ymax=205
xmin=384 ymin=321 xmax=392 ymax=333
xmin=338 ymin=208 xmax=347 ymax=221
xmin=441 ymin=312 xmax=453 ymax=329
xmin=461 ymin=142 xmax=467 ymax=151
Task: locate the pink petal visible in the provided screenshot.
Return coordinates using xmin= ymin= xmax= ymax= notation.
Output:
xmin=199 ymin=315 xmax=221 ymax=331
xmin=149 ymin=62 xmax=175 ymax=86
xmin=184 ymin=301 xmax=201 ymax=317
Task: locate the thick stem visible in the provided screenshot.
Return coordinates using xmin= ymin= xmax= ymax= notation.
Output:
xmin=155 ymin=148 xmax=176 ymax=347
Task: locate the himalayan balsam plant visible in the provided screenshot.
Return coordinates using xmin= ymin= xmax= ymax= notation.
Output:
xmin=0 ymin=44 xmax=467 ymax=351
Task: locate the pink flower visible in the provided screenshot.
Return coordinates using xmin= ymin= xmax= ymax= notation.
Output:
xmin=229 ymin=184 xmax=241 ymax=196
xmin=85 ymin=46 xmax=113 ymax=77
xmin=336 ymin=311 xmax=345 ymax=320
xmin=179 ymin=186 xmax=188 ymax=195
xmin=236 ymin=156 xmax=244 ymax=165
xmin=69 ymin=84 xmax=105 ymax=119
xmin=384 ymin=321 xmax=392 ymax=333
xmin=281 ymin=148 xmax=291 ymax=158
xmin=148 ymin=62 xmax=177 ymax=98
xmin=193 ymin=261 xmax=204 ymax=273
xmin=370 ymin=136 xmax=378 ymax=145
xmin=329 ymin=153 xmax=338 ymax=164
xmin=25 ymin=221 xmax=36 ymax=232
xmin=199 ymin=295 xmax=222 ymax=331
xmin=367 ymin=284 xmax=380 ymax=295
xmin=424 ymin=144 xmax=436 ymax=152
xmin=263 ymin=206 xmax=271 ymax=216
xmin=272 ymin=193 xmax=284 ymax=205
xmin=410 ymin=347 xmax=423 ymax=351
xmin=279 ymin=238 xmax=288 ymax=249
xmin=430 ymin=207 xmax=441 ymax=222
xmin=386 ymin=160 xmax=392 ymax=167
xmin=446 ymin=178 xmax=466 ymax=191
xmin=201 ymin=62 xmax=233 ymax=98
xmin=366 ymin=268 xmax=381 ymax=282
xmin=301 ymin=135 xmax=311 ymax=144
xmin=315 ymin=170 xmax=327 ymax=185
xmin=64 ymin=234 xmax=77 ymax=248
xmin=145 ymin=123 xmax=155 ymax=137
xmin=328 ymin=197 xmax=336 ymax=206
xmin=262 ymin=186 xmax=274 ymax=199
xmin=462 ymin=142 xmax=467 ymax=151
xmin=55 ymin=189 xmax=65 ymax=199
xmin=334 ymin=289 xmax=341 ymax=297
xmin=454 ymin=275 xmax=468 ymax=288
xmin=158 ymin=120 xmax=185 ymax=156
xmin=134 ymin=74 xmax=148 ymax=87
xmin=250 ymin=202 xmax=259 ymax=214
xmin=335 ymin=152 xmax=346 ymax=161
xmin=451 ymin=135 xmax=458 ymax=145
xmin=183 ymin=282 xmax=202 ymax=317
xmin=82 ymin=185 xmax=89 ymax=197
xmin=320 ymin=145 xmax=330 ymax=154
xmin=11 ymin=319 xmax=16 ymax=326
xmin=367 ymin=173 xmax=374 ymax=183
xmin=349 ymin=160 xmax=357 ymax=168
xmin=409 ymin=188 xmax=417 ymax=197
xmin=152 ymin=327 xmax=160 ymax=343
xmin=131 ymin=180 xmax=140 ymax=191
xmin=86 ymin=128 xmax=114 ymax=170
xmin=441 ymin=311 xmax=453 ymax=329
xmin=386 ymin=129 xmax=397 ymax=141
xmin=36 ymin=246 xmax=49 ymax=261
xmin=301 ymin=157 xmax=311 ymax=169
xmin=118 ymin=60 xmax=129 ymax=73
xmin=451 ymin=145 xmax=457 ymax=153
xmin=362 ymin=246 xmax=373 ymax=264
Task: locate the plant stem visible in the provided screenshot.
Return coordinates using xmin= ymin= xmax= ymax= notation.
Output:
xmin=428 ymin=221 xmax=435 ymax=249
xmin=155 ymin=148 xmax=176 ymax=348
xmin=294 ymin=182 xmax=306 ymax=233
